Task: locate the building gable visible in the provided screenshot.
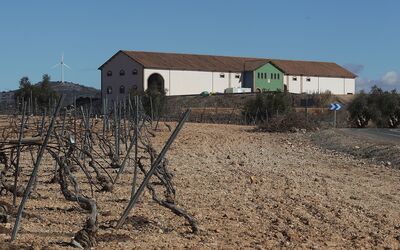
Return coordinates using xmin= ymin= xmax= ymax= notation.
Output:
xmin=253 ymin=63 xmax=284 ymax=91
xmin=98 ymin=50 xmax=145 ymax=70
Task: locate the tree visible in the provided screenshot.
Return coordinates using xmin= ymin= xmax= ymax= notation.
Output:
xmin=15 ymin=77 xmax=33 ymax=103
xmin=14 ymin=74 xmax=58 ymax=111
xmin=19 ymin=76 xmax=31 ymax=89
xmin=348 ymin=91 xmax=371 ymax=128
xmin=347 ymin=86 xmax=400 ymax=128
xmin=37 ymin=74 xmax=58 ymax=107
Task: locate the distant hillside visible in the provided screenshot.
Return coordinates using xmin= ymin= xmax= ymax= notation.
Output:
xmin=47 ymin=81 xmax=100 ymax=105
xmin=0 ymin=81 xmax=100 ymax=107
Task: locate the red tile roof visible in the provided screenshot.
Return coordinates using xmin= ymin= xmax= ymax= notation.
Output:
xmin=121 ymin=50 xmax=257 ymax=72
xmin=99 ymin=50 xmax=356 ymax=78
xmin=270 ymin=59 xmax=357 ymax=78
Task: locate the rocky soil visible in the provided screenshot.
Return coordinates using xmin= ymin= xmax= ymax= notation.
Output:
xmin=311 ymin=129 xmax=400 ymax=169
xmin=1 ymin=123 xmax=400 ymax=249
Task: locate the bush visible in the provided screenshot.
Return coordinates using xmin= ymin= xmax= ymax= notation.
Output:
xmin=310 ymin=91 xmax=333 ymax=108
xmin=243 ymin=91 xmax=293 ymax=123
xmin=130 ymin=87 xmax=167 ymax=119
xmin=347 ymin=86 xmax=400 ymax=128
xmin=257 ymin=112 xmax=319 ymax=132
xmin=347 ymin=91 xmax=371 ymax=128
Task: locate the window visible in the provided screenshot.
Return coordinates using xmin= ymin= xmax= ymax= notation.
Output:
xmin=235 ymin=74 xmax=240 ymax=79
xmin=277 ymin=74 xmax=280 ymax=80
xmin=120 ymin=69 xmax=125 ymax=76
xmin=257 ymin=73 xmax=260 ymax=79
xmin=120 ymin=85 xmax=125 ymax=94
xmin=220 ymin=73 xmax=225 ymax=78
xmin=132 ymin=69 xmax=138 ymax=75
xmin=306 ymin=77 xmax=311 ymax=82
xmin=261 ymin=73 xmax=264 ymax=79
xmin=107 ymin=71 xmax=112 ymax=76
xmin=107 ymin=87 xmax=112 ymax=94
xmin=271 ymin=73 xmax=273 ymax=79
xmin=264 ymin=73 xmax=267 ymax=79
xmin=292 ymin=77 xmax=297 ymax=81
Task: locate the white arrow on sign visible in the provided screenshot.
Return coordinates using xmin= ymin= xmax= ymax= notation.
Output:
xmin=329 ymin=103 xmax=342 ymax=111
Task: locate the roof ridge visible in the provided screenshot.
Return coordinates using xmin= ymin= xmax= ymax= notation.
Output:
xmin=102 ymin=50 xmax=356 ymax=78
xmin=121 ymin=50 xmax=264 ymax=61
xmin=270 ymin=58 xmax=337 ymax=64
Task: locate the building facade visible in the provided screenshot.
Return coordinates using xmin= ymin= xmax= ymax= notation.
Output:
xmin=99 ymin=50 xmax=357 ymax=100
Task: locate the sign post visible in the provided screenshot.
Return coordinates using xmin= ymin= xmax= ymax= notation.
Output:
xmin=329 ymin=103 xmax=342 ymax=128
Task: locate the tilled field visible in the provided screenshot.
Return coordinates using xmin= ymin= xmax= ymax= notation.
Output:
xmin=1 ymin=123 xmax=400 ymax=249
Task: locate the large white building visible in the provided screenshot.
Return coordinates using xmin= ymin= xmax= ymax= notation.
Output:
xmin=269 ymin=60 xmax=356 ymax=94
xmin=99 ymin=50 xmax=356 ymax=100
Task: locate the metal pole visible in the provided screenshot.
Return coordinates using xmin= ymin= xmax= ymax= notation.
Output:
xmin=11 ymin=95 xmax=65 ymax=241
xmin=116 ymin=109 xmax=191 ymax=229
xmin=334 ymin=110 xmax=337 ymax=128
xmin=13 ymin=102 xmax=27 ymax=206
xmin=113 ymin=101 xmax=119 ymax=162
xmin=150 ymin=95 xmax=154 ymax=124
xmin=102 ymin=98 xmax=106 ymax=136
xmin=131 ymin=95 xmax=139 ymax=197
xmin=30 ymin=90 xmax=33 ymax=115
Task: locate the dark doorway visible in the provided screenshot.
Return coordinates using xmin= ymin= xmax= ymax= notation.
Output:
xmin=147 ymin=73 xmax=164 ymax=93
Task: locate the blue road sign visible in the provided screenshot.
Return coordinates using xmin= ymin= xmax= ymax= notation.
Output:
xmin=329 ymin=103 xmax=342 ymax=111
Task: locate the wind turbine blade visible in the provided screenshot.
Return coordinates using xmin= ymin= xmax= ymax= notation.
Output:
xmin=51 ymin=63 xmax=60 ymax=69
xmin=64 ymin=63 xmax=71 ymax=70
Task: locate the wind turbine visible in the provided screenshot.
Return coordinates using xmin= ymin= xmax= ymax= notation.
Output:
xmin=52 ymin=53 xmax=71 ymax=84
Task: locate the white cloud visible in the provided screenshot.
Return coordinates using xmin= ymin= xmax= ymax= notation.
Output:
xmin=356 ymin=71 xmax=400 ymax=92
xmin=382 ymin=71 xmax=399 ymax=85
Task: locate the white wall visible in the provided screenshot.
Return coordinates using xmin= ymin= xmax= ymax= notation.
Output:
xmin=284 ymin=75 xmax=355 ymax=95
xmin=144 ymin=69 xmax=242 ymax=95
xmin=345 ymin=78 xmax=355 ymax=94
xmin=286 ymin=75 xmax=301 ymax=93
xmin=212 ymin=72 xmax=242 ymax=92
xmin=170 ymin=70 xmax=212 ymax=95
xmin=301 ymin=76 xmax=319 ymax=94
xmin=143 ymin=69 xmax=171 ymax=94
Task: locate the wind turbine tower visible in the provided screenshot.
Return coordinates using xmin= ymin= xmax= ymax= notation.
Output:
xmin=52 ymin=53 xmax=71 ymax=84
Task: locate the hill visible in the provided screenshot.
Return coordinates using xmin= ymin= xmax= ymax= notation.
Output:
xmin=47 ymin=81 xmax=100 ymax=105
xmin=0 ymin=81 xmax=100 ymax=110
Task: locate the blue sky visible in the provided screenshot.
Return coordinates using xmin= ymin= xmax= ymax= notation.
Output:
xmin=0 ymin=0 xmax=399 ymax=92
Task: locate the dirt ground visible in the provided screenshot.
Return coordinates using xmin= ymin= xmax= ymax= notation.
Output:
xmin=1 ymin=123 xmax=400 ymax=249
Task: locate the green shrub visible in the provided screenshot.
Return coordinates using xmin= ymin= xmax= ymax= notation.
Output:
xmin=130 ymin=87 xmax=166 ymax=119
xmin=347 ymin=91 xmax=371 ymax=128
xmin=243 ymin=91 xmax=293 ymax=123
xmin=347 ymin=86 xmax=400 ymax=128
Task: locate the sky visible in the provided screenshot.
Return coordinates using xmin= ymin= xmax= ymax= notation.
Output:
xmin=0 ymin=0 xmax=399 ymax=92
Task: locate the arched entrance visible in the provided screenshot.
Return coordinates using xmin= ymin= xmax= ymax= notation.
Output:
xmin=147 ymin=73 xmax=164 ymax=93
